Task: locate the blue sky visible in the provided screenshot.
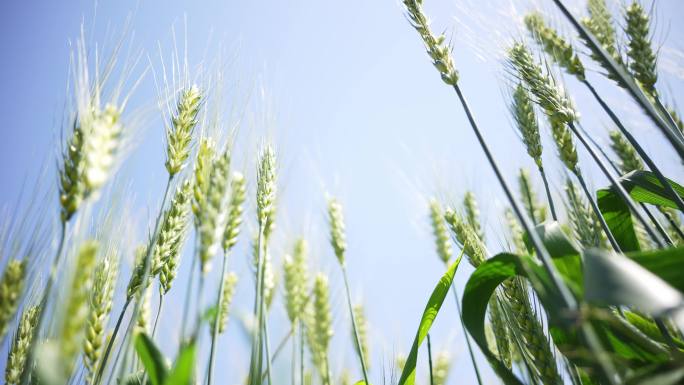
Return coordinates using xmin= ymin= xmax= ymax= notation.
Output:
xmin=1 ymin=0 xmax=684 ymax=384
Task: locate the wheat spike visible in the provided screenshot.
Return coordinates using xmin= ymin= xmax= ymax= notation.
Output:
xmin=306 ymin=273 xmax=333 ymax=381
xmin=136 ymin=286 xmax=152 ymax=333
xmin=215 ymin=272 xmax=238 ymax=334
xmin=402 ymin=0 xmax=458 ymax=85
xmin=525 ymin=12 xmax=585 ymax=80
xmin=352 ymin=304 xmax=371 ymax=371
xmin=222 ymin=172 xmax=246 ymax=252
xmin=59 ymin=241 xmax=98 ymax=378
xmin=84 ymin=254 xmax=117 ymax=384
xmin=127 ymin=246 xmax=149 ymax=301
xmin=59 ymin=124 xmax=86 ymax=222
xmin=432 ymin=350 xmax=452 ymax=385
xmin=511 ymin=84 xmax=544 ymax=168
xmin=166 ymin=86 xmax=202 ymax=176
xmin=428 ymin=199 xmax=452 ymax=264
xmin=257 ymin=145 xmax=277 ymax=241
xmin=609 ymin=130 xmax=644 ymax=174
xmin=463 ymin=191 xmax=484 ymax=241
xmin=5 ymin=305 xmax=39 ymax=385
xmin=155 ymin=180 xmax=193 ymax=293
xmin=504 ymin=208 xmax=526 ymax=255
xmin=0 ymin=260 xmax=26 ymax=340
xmin=518 ymin=169 xmax=548 ymax=224
xmin=444 ymin=208 xmax=486 ymax=267
xmin=283 ymin=239 xmax=309 ymax=323
xmin=625 ymin=1 xmax=658 ymax=96
xmin=198 ymin=150 xmax=231 ymax=274
xmin=192 ymin=138 xmax=216 ymax=220
xmin=327 ymin=198 xmax=347 ymax=266
xmin=564 ymin=180 xmax=605 ymax=248
xmin=488 ymin=297 xmax=512 ymax=369
xmin=82 ymin=104 xmax=123 ymax=191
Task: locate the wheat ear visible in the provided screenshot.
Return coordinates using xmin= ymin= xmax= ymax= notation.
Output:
xmin=5 ymin=306 xmax=39 ymax=385
xmin=84 ymin=254 xmax=117 ymax=384
xmin=0 ymin=260 xmax=26 ymax=340
xmin=165 ymin=86 xmax=202 ymax=176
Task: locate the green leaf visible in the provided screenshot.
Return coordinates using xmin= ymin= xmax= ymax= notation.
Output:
xmin=134 ymin=332 xmax=168 ymax=385
xmin=597 ymin=188 xmax=641 ymax=252
xmin=164 ymin=342 xmax=196 ymax=385
xmin=627 ymin=246 xmax=684 ymax=292
xmin=615 ymin=171 xmax=684 ymax=210
xmin=397 ymin=250 xmax=463 ymax=385
xmin=583 ymin=249 xmax=684 ymax=329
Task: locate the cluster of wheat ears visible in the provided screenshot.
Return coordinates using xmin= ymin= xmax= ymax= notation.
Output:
xmin=1 ymin=0 xmax=684 ymax=384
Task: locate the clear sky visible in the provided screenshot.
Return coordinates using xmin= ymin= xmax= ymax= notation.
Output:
xmin=1 ymin=0 xmax=683 ymax=384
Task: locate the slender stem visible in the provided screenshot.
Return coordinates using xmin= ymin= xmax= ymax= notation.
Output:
xmin=342 ymin=266 xmax=370 ymax=385
xmin=291 ymin=327 xmax=297 ymax=385
xmin=582 ymin=80 xmax=684 ymax=212
xmin=263 ymin=309 xmax=274 ymax=385
xmin=575 ymin=172 xmax=621 ymax=252
xmin=94 ymin=298 xmax=131 ymax=385
xmin=538 ymin=166 xmax=558 ymax=221
xmin=551 ymin=0 xmax=684 ymax=159
xmin=654 ymin=95 xmax=684 ymax=142
xmin=152 ymin=291 xmax=164 ymax=339
xmin=300 ymin=321 xmax=305 ymax=385
xmin=20 ymin=220 xmax=68 ymax=385
xmin=568 ymin=123 xmax=665 ymax=248
xmin=578 ymin=123 xmax=674 ymax=246
xmin=427 ymin=333 xmax=434 ymax=385
xmin=117 ymin=175 xmax=175 ymax=382
xmin=449 ymin=284 xmax=483 ymax=385
xmin=451 ymin=84 xmax=619 ymax=384
xmin=180 ymin=254 xmax=197 ymax=342
xmin=193 ymin=272 xmax=205 ymax=339
xmin=248 ymin=227 xmax=265 ymax=385
xmin=208 ymin=251 xmax=230 ymax=385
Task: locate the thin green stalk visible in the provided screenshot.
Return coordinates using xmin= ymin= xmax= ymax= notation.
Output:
xmin=450 ymin=284 xmax=482 ymax=385
xmin=538 ymin=166 xmax=558 ymax=221
xmin=575 ymin=172 xmax=621 ymax=252
xmin=342 ymin=266 xmax=370 ymax=385
xmin=207 ymin=252 xmax=229 ymax=385
xmin=450 ymin=83 xmax=620 ymax=384
xmin=551 ymin=0 xmax=684 ymax=159
xmin=654 ymin=95 xmax=684 ymax=142
xmin=20 ymin=220 xmax=67 ymax=385
xmin=94 ymin=298 xmax=131 ymax=385
xmin=248 ymin=228 xmax=265 ymax=385
xmin=151 ymin=291 xmax=163 ymax=338
xmin=299 ymin=322 xmax=305 ymax=385
xmin=180 ymin=252 xmax=197 ymax=342
xmin=427 ymin=334 xmax=434 ymax=385
xmin=291 ymin=327 xmax=297 ymax=385
xmin=568 ymin=122 xmax=665 ymax=248
xmin=116 ymin=175 xmax=175 ymax=382
xmin=262 ymin=311 xmax=274 ymax=385
xmin=582 ymin=79 xmax=684 ymax=212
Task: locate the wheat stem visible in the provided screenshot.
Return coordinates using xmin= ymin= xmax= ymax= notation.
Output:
xmin=450 ymin=284 xmax=483 ymax=385
xmin=427 ymin=333 xmax=434 ymax=385
xmin=538 ymin=166 xmax=558 ymax=221
xmin=151 ymin=291 xmax=163 ymax=338
xmin=568 ymin=123 xmax=665 ymax=248
xmin=582 ymin=80 xmax=684 ymax=212
xmin=342 ymin=266 xmax=370 ymax=384
xmin=94 ymin=298 xmax=130 ymax=385
xmin=180 ymin=253 xmax=197 ymax=342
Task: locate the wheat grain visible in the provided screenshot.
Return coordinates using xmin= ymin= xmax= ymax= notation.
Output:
xmin=215 ymin=272 xmax=238 ymax=334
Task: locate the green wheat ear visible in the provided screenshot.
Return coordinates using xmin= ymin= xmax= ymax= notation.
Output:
xmin=0 ymin=260 xmax=26 ymax=340
xmin=432 ymin=350 xmax=452 ymax=385
xmin=327 ymin=198 xmax=347 ymax=266
xmin=192 ymin=138 xmax=217 ymax=221
xmin=306 ymin=273 xmax=333 ymax=383
xmin=352 ymin=304 xmax=370 ymax=371
xmin=5 ymin=305 xmax=39 ymax=385
xmin=511 ymin=83 xmax=543 ymax=168
xmin=166 ymin=85 xmax=202 ymax=176
xmin=488 ymin=297 xmax=512 ymax=369
xmin=283 ymin=239 xmax=309 ymax=323
xmin=156 ymin=179 xmax=193 ymax=293
xmin=222 ymin=171 xmax=246 ymax=252
xmin=444 ymin=207 xmax=486 ymax=267
xmin=609 ymin=130 xmax=643 ymax=174
xmin=581 ymin=0 xmax=627 ymax=85
xmin=403 ymin=0 xmax=458 ymax=85
xmin=59 ymin=241 xmax=98 ymax=379
xmin=524 ymin=12 xmax=585 ymax=80
xmin=127 ymin=245 xmax=149 ymax=301
xmin=257 ymin=145 xmax=277 ymax=241
xmin=463 ymin=191 xmax=483 ymax=241
xmin=625 ymin=1 xmax=658 ymax=97
xmin=517 ymin=169 xmax=547 ymax=224
xmin=84 ymin=254 xmax=117 ymax=385
xmin=564 ymin=180 xmax=605 ymax=249
xmin=198 ymin=150 xmax=231 ymax=274
xmin=214 ymin=272 xmax=238 ymax=334
xmin=428 ymin=199 xmax=452 ymax=264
